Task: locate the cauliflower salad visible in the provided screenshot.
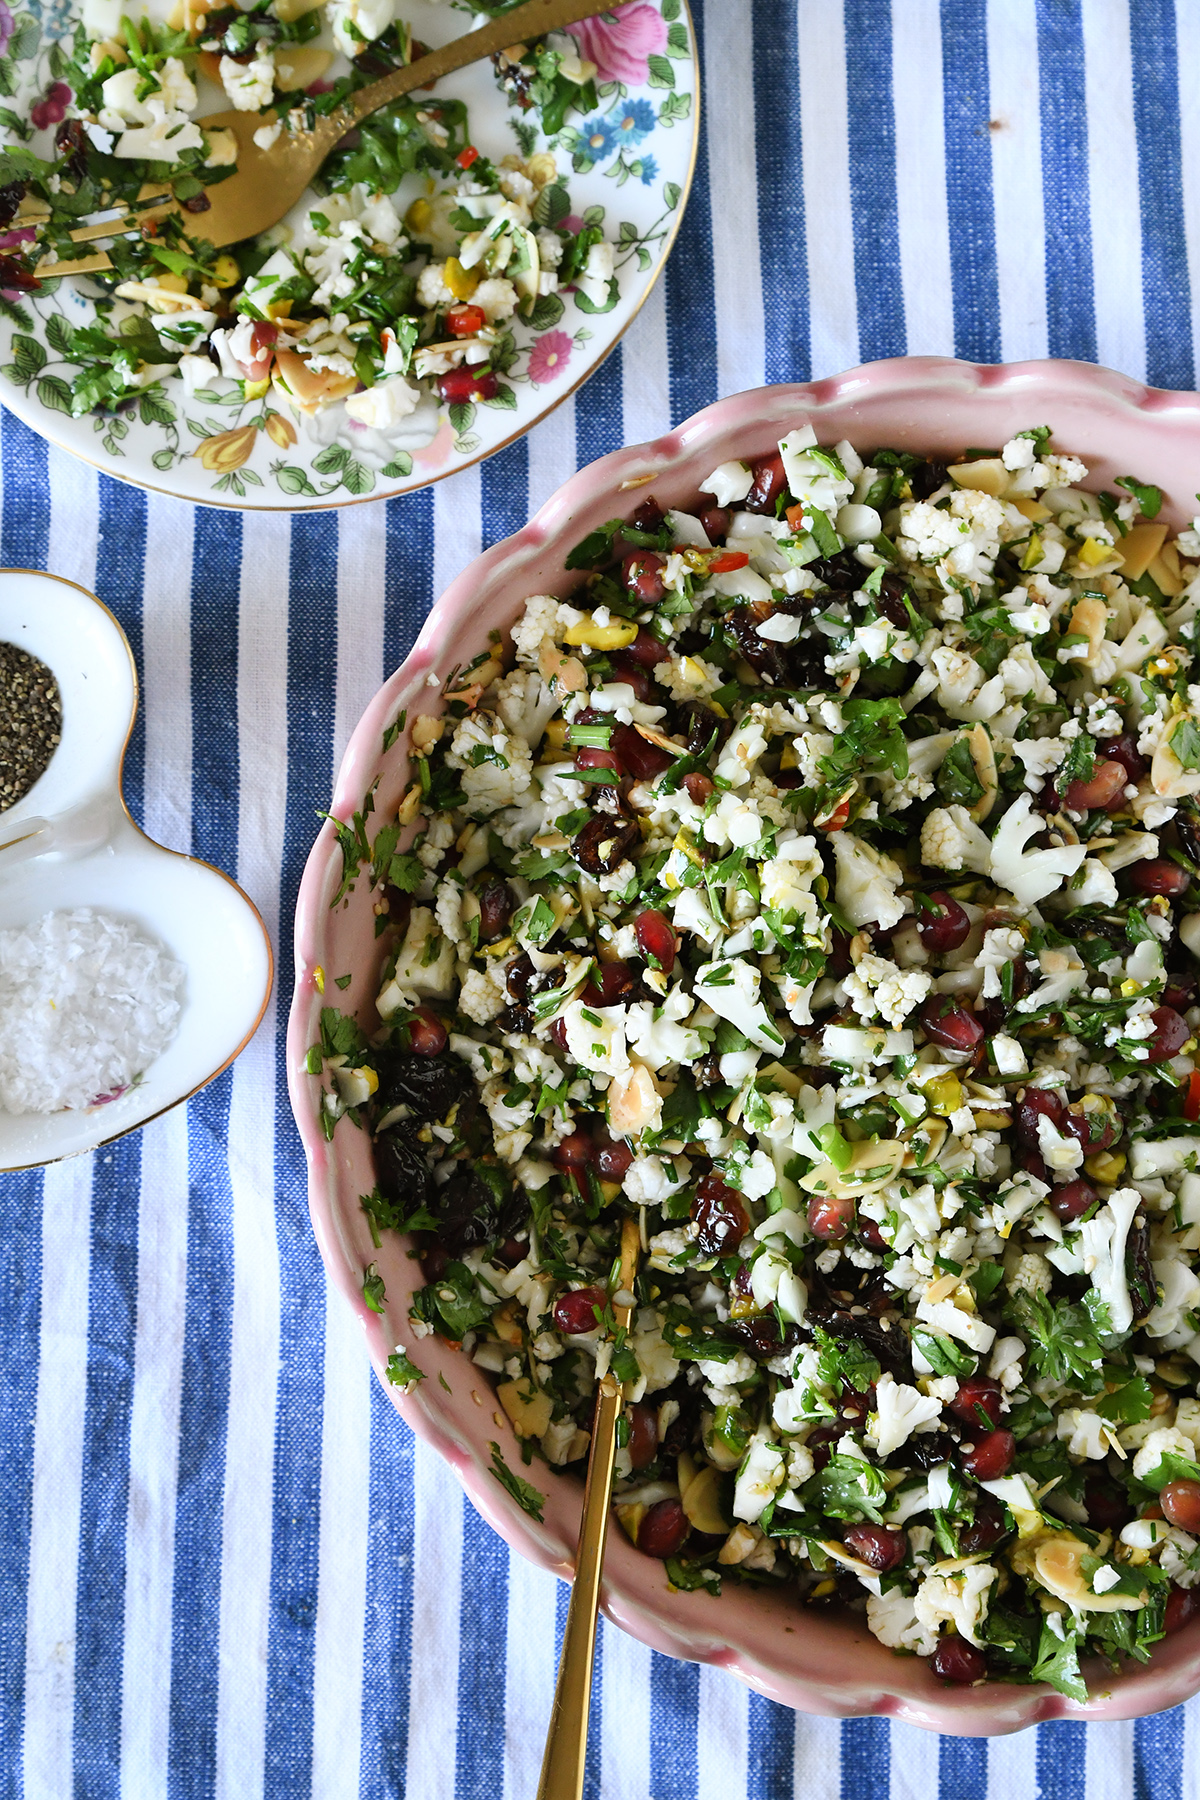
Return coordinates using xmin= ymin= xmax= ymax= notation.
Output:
xmin=0 ymin=0 xmax=623 ymax=438
xmin=313 ymin=425 xmax=1200 ymax=1696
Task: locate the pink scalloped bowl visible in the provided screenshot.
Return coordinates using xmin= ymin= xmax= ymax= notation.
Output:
xmin=288 ymin=356 xmax=1200 ymax=1734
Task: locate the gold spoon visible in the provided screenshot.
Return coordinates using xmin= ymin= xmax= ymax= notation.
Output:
xmin=36 ymin=0 xmax=613 ymax=277
xmin=536 ymin=1214 xmax=641 ymax=1800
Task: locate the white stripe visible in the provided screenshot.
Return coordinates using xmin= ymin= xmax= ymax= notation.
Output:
xmin=432 ymin=464 xmax=483 ymax=636
xmin=705 ymin=3 xmax=766 ymax=397
xmin=310 ymin=1310 xmax=371 ymax=1800
xmin=622 ymin=279 xmax=672 ymax=454
xmin=335 ymin=506 xmax=388 ymax=768
xmin=798 ymin=0 xmax=859 ymax=379
xmin=500 ymin=1552 xmax=558 ymax=1800
xmin=1173 ymin=0 xmax=1200 ymax=389
xmin=140 ymin=493 xmax=195 ymax=856
xmin=528 ymin=391 xmax=579 ymax=519
xmin=1082 ymin=0 xmax=1145 ymax=379
xmin=794 ymin=1710 xmax=842 ymax=1796
xmin=118 ymin=1107 xmax=188 ymax=1795
xmin=22 ymin=1157 xmax=93 ymax=1800
xmin=45 ymin=446 xmax=98 ymax=594
xmin=214 ymin=511 xmax=289 ymax=1800
xmin=696 ymin=1660 xmax=748 ymax=1799
xmin=1185 ymin=1703 xmax=1200 ymax=1800
xmin=889 ymin=1716 xmax=943 ymax=1800
xmin=986 ymin=1716 xmax=1039 ymax=1800
xmin=892 ymin=0 xmax=955 ymax=358
xmin=987 ymin=0 xmax=1049 ymax=363
xmin=1084 ymin=1717 xmax=1136 ymax=1800
xmin=404 ymin=1439 xmax=464 ymax=1796
xmin=598 ymin=1614 xmax=651 ymax=1800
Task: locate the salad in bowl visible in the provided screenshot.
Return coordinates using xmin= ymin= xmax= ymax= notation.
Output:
xmin=308 ymin=409 xmax=1200 ymax=1704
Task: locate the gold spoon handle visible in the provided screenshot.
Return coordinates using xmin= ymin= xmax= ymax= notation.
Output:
xmin=536 ymin=1217 xmax=641 ymax=1800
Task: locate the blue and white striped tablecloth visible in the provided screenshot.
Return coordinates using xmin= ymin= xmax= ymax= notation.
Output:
xmin=4 ymin=1 xmax=1200 ymax=1794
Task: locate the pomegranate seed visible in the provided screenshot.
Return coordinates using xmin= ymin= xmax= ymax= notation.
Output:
xmin=606 ymin=659 xmax=660 ymax=704
xmin=1160 ymin=1479 xmax=1200 ymax=1533
xmin=593 ymin=1137 xmax=633 ymax=1181
xmin=931 ymin=1638 xmax=987 ymax=1683
xmin=437 ymin=365 xmax=498 ymax=404
xmin=552 ymin=1286 xmax=606 ymax=1335
xmin=421 ymin=1243 xmax=448 ymax=1283
xmin=957 ymin=1500 xmax=1007 ymax=1555
xmin=613 ymin=722 xmax=673 ymax=780
xmin=843 ymin=1525 xmax=907 ymax=1572
xmin=807 ymin=1193 xmax=856 ymax=1240
xmin=1165 ymin=1584 xmax=1200 ymax=1635
xmin=1145 ymin=1004 xmax=1191 ymax=1064
xmin=1165 ymin=972 xmax=1198 ymax=1013
xmin=1128 ymin=857 xmax=1190 ymax=898
xmin=1015 ymin=1086 xmax=1067 ymax=1147
xmin=575 ymin=745 xmax=623 ymax=776
xmin=692 ymin=1174 xmax=750 ymax=1256
xmin=630 ymin=496 xmax=665 ymax=534
xmin=1019 ymin=1147 xmax=1051 ymax=1185
xmin=949 ymin=1376 xmax=1003 ymax=1430
xmin=627 ymin=1401 xmax=659 ymax=1470
xmin=1097 ymin=733 xmax=1146 ymax=787
xmin=583 ymin=961 xmax=635 ymax=1008
xmin=637 ymin=1497 xmax=690 ymax=1559
xmin=1063 ymin=1106 xmax=1119 ymax=1155
xmin=919 ymin=996 xmax=983 ymax=1053
xmin=494 ymin=1236 xmax=525 ymax=1268
xmin=960 ymin=1429 xmax=1015 ymax=1481
xmin=743 ymin=452 xmax=787 ymax=514
xmin=477 ymin=878 xmax=516 ymax=942
xmin=549 ymin=1017 xmax=569 ymax=1052
xmin=551 ymin=1132 xmax=593 ymax=1171
xmin=615 ymin=627 xmax=670 ymax=668
xmin=407 ymin=1006 xmax=448 ymax=1056
xmin=858 ymin=1218 xmax=887 ymax=1250
xmin=699 ymin=505 xmax=730 ymax=540
xmin=682 ymin=772 xmax=714 ymax=803
xmin=1059 ymin=757 xmax=1128 ymax=811
xmin=1048 ymin=1177 xmax=1099 ymax=1222
xmin=636 ymin=908 xmax=676 ymax=973
xmin=917 ymin=891 xmax=972 ymax=953
xmin=805 ymin=1423 xmax=841 ymax=1472
xmin=622 ymin=551 xmax=667 ymax=603
xmin=1084 ymin=1474 xmax=1133 ymax=1531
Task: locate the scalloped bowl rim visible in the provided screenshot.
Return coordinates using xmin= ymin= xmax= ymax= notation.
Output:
xmin=289 ymin=356 xmax=1200 ymax=1733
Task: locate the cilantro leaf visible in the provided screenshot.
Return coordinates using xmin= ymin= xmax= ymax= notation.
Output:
xmin=1116 ymin=476 xmax=1163 ymax=519
xmin=385 ymin=1349 xmax=425 ymax=1390
xmin=1005 ymin=1290 xmax=1106 ymax=1386
xmin=1030 ymin=1618 xmax=1088 ymax=1702
xmin=489 ymin=1441 xmax=545 ymax=1521
xmin=812 ymin=1325 xmax=880 ymax=1395
xmin=804 ymin=1453 xmax=888 ymax=1523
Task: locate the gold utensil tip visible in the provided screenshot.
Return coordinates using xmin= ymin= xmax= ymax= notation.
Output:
xmin=536 ymin=1215 xmax=640 ymax=1800
xmin=35 ymin=0 xmax=614 ymax=278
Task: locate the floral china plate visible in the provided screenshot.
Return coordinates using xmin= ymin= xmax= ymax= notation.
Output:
xmin=0 ymin=0 xmax=696 ymax=507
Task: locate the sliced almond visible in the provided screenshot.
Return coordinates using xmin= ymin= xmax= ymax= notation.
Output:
xmin=680 ymin=1464 xmax=728 ymax=1537
xmin=948 ymin=458 xmax=1009 ymax=498
xmin=967 ymin=722 xmax=998 ymax=822
xmin=1065 ymin=593 xmax=1109 ymax=667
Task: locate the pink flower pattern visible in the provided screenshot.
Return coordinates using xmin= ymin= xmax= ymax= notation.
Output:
xmin=527 ymin=330 xmax=574 ymax=385
xmin=568 ymin=2 xmax=667 ymax=87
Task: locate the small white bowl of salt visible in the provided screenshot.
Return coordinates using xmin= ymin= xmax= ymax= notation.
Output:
xmin=0 ymin=570 xmax=272 ymax=1169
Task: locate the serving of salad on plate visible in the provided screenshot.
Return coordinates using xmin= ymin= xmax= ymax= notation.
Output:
xmin=0 ymin=0 xmax=694 ymax=501
xmin=308 ymin=421 xmax=1200 ymax=1699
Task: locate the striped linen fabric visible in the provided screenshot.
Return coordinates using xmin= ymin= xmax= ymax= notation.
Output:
xmin=6 ymin=0 xmax=1200 ymax=1795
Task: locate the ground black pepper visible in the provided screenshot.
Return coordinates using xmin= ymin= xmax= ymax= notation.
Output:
xmin=0 ymin=642 xmax=61 ymax=812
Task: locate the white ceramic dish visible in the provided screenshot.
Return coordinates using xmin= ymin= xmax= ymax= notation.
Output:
xmin=0 ymin=0 xmax=697 ymax=509
xmin=0 ymin=568 xmax=272 ymax=1168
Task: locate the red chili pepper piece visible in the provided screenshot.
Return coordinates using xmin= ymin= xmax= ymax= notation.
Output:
xmin=1186 ymin=1069 xmax=1200 ymax=1122
xmin=455 ymin=144 xmax=479 ymax=169
xmin=446 ymin=303 xmax=486 ymax=337
xmin=707 ymin=550 xmax=749 ymax=572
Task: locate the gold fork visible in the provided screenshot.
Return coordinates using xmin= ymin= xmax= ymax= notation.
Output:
xmin=33 ymin=0 xmax=611 ymax=278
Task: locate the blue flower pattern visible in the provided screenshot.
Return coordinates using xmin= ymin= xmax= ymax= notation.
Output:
xmin=612 ymin=97 xmax=656 ymax=147
xmin=639 ymin=154 xmax=658 ymax=186
xmin=580 ymin=116 xmax=616 ymax=161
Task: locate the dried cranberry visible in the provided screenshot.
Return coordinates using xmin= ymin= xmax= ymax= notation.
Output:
xmin=609 ymin=722 xmax=671 ymax=781
xmin=407 ymin=1007 xmax=448 ymax=1056
xmin=805 ymin=1423 xmax=841 ymax=1473
xmin=622 ymin=551 xmax=667 ymax=603
xmin=918 ymin=996 xmax=983 ymax=1053
xmin=552 ymin=1132 xmax=593 ymax=1171
xmin=637 ymin=1498 xmax=690 ymax=1559
xmin=0 ymin=179 xmax=24 ymax=229
xmin=437 ymin=365 xmax=498 ymax=404
xmin=1128 ymin=858 xmax=1190 ymax=898
xmin=1165 ymin=1584 xmax=1200 ymax=1635
xmin=909 ymin=459 xmax=948 ymax=501
xmin=843 ymin=1525 xmax=907 ymax=1572
xmin=636 ymin=908 xmax=676 ymax=973
xmin=916 ymin=891 xmax=972 ymax=953
xmin=1096 ymin=733 xmax=1146 ymax=787
xmin=874 ymin=572 xmax=913 ymax=631
xmin=931 ymin=1638 xmax=986 ymax=1684
xmin=1048 ymin=1177 xmax=1099 ymax=1222
xmin=477 ymin=878 xmax=516 ymax=942
xmin=0 ymin=253 xmax=39 ymax=293
xmin=375 ymin=1127 xmax=433 ymax=1207
xmin=183 ymin=191 xmax=212 ymax=213
xmin=743 ymin=452 xmax=787 ymax=514
xmin=433 ymin=1166 xmax=520 ymax=1256
xmin=807 ymin=1194 xmax=856 ymax=1240
xmin=1084 ymin=1474 xmax=1133 ymax=1532
xmin=1145 ymin=1004 xmax=1191 ymax=1064
xmin=375 ymin=1049 xmax=473 ymax=1124
xmin=1161 ymin=1479 xmax=1200 ymax=1533
xmin=572 ymin=813 xmax=639 ymax=875
xmin=692 ymin=1174 xmax=749 ymax=1256
xmin=677 ymin=701 xmax=731 ymax=755
xmin=948 ymin=1376 xmax=1003 ymax=1430
xmin=629 ymin=495 xmax=665 ymax=535
xmin=627 ymin=1401 xmax=659 ymax=1470
xmin=1014 ymin=1086 xmax=1067 ymax=1147
xmin=699 ymin=505 xmax=730 ymax=540
xmin=957 ymin=1500 xmax=1007 ymax=1555
xmin=553 ymin=1286 xmax=606 ymax=1335
xmin=494 ymin=1236 xmax=526 ymax=1269
xmin=959 ymin=1429 xmax=1015 ymax=1482
xmin=593 ymin=1136 xmax=633 ymax=1181
xmin=54 ymin=117 xmax=89 ymax=182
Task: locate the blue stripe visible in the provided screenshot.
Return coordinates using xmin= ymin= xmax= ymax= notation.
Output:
xmin=1133 ymin=1706 xmax=1185 ymax=1800
xmin=73 ymin=1133 xmax=142 ymax=1800
xmin=751 ymin=0 xmax=808 ymax=383
xmin=665 ymin=0 xmax=716 ymax=423
xmin=1035 ymin=0 xmax=1098 ymax=362
xmin=0 ymin=409 xmax=48 ymax=570
xmin=359 ymin=1388 xmax=415 ymax=1800
xmin=844 ymin=0 xmax=906 ymax=363
xmin=940 ymin=0 xmax=1002 ymax=363
xmin=264 ymin=510 xmax=339 ymax=1798
xmin=480 ymin=433 xmax=530 ymax=546
xmin=93 ymin=477 xmax=148 ymax=828
xmin=746 ymin=1692 xmax=793 ymax=1800
xmin=384 ymin=488 xmax=435 ymax=677
xmin=574 ymin=346 xmax=624 ymax=472
xmin=0 ymin=1169 xmax=42 ymax=1800
xmin=649 ymin=1652 xmax=698 ymax=1800
xmin=840 ymin=1717 xmax=888 ymax=1800
xmin=1037 ymin=1719 xmax=1085 ymax=1800
xmin=1128 ymin=0 xmax=1194 ymax=389
xmin=548 ymin=1577 xmax=603 ymax=1797
xmin=190 ymin=507 xmax=243 ymax=866
xmin=939 ymin=1731 xmax=986 ymax=1800
xmin=455 ymin=1498 xmax=509 ymax=1800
